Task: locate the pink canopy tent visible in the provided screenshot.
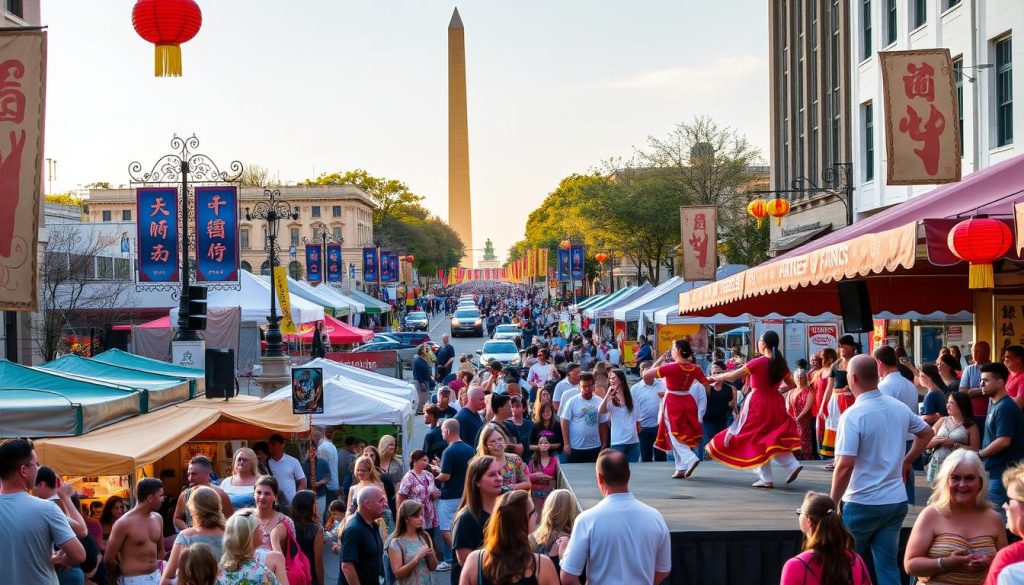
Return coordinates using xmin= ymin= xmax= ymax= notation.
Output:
xmin=291 ymin=315 xmax=373 ymax=345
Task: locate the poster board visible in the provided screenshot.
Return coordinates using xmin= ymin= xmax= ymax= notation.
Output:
xmin=807 ymin=324 xmax=838 ymax=356
xmin=291 ymin=367 xmax=324 ymax=415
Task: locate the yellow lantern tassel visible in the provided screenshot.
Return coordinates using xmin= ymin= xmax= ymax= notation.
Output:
xmin=154 ymin=44 xmax=182 ymax=77
xmin=756 ymin=218 xmax=763 ymax=229
xmin=968 ymin=263 xmax=995 ymax=289
xmin=775 ymin=216 xmax=784 ymax=226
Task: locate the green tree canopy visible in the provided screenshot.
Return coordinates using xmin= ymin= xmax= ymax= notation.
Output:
xmin=304 ymin=169 xmax=425 ymax=226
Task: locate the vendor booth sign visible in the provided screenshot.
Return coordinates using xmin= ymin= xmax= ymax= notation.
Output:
xmin=656 ymin=324 xmax=707 ymax=355
xmin=807 ymin=324 xmax=838 ymax=356
xmin=327 ymin=350 xmax=401 ymax=378
xmin=995 ymin=296 xmax=1024 ymax=351
xmin=291 ymin=367 xmax=324 ymax=415
xmin=879 ymin=49 xmax=961 ymax=185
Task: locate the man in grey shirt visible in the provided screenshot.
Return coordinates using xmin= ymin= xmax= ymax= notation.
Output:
xmin=0 ymin=438 xmax=84 ymax=585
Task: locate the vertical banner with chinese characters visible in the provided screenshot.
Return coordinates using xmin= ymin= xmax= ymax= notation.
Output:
xmin=362 ymin=248 xmax=378 ymax=283
xmin=557 ymin=248 xmax=570 ymax=281
xmin=326 ymin=244 xmax=342 ymax=283
xmin=880 ymin=49 xmax=961 ymax=185
xmin=570 ymin=245 xmax=585 ymax=281
xmin=679 ymin=206 xmax=717 ymax=281
xmin=305 ymin=244 xmax=322 ymax=284
xmin=194 ymin=186 xmax=238 ymax=282
xmin=380 ymin=250 xmax=395 ymax=283
xmin=136 ymin=187 xmax=179 ymax=282
xmin=0 ymin=31 xmax=46 ymax=310
xmin=995 ymin=296 xmax=1024 ymax=351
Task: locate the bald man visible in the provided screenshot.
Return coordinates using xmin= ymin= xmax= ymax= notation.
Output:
xmin=830 ymin=354 xmax=933 ymax=585
xmin=341 ymin=485 xmax=386 ymax=585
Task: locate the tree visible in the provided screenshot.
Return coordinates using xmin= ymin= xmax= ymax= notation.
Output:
xmin=84 ymin=181 xmax=112 ymax=189
xmin=304 ymin=169 xmax=424 ymax=226
xmin=35 ymin=224 xmax=133 ymax=361
xmin=721 ymin=217 xmax=770 ymax=267
xmin=240 ymin=163 xmax=275 ymax=187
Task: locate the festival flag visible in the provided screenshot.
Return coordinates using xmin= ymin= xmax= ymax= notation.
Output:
xmin=326 ymin=244 xmax=342 ymax=283
xmin=305 ymin=244 xmax=322 ymax=283
xmin=195 ymin=186 xmax=239 ymax=282
xmin=539 ymin=249 xmax=549 ymax=278
xmin=137 ymin=187 xmax=179 ymax=283
xmin=362 ymin=248 xmax=378 ymax=282
xmin=525 ymin=249 xmax=535 ymax=278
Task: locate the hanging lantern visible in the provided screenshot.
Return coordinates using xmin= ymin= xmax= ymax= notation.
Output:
xmin=132 ymin=0 xmax=203 ymax=77
xmin=765 ymin=196 xmax=791 ymax=226
xmin=747 ymin=198 xmax=768 ymax=228
xmin=559 ymin=239 xmax=571 ymax=249
xmin=595 ymin=252 xmax=608 ymax=263
xmin=405 ymin=255 xmax=415 ymax=263
xmin=947 ymin=217 xmax=1012 ymax=289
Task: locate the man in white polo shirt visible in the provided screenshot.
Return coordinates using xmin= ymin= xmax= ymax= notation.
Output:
xmin=830 ymin=354 xmax=933 ymax=585
xmin=561 ymin=449 xmax=670 ymax=585
xmin=874 ymin=345 xmax=922 ymax=505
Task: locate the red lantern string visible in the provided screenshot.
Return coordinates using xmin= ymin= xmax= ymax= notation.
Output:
xmin=947 ymin=217 xmax=1012 ymax=289
xmin=132 ymin=0 xmax=202 ymax=77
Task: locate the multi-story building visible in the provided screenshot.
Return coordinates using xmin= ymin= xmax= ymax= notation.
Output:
xmin=1 ymin=0 xmax=39 ymax=26
xmin=852 ymin=0 xmax=1020 ymax=215
xmin=768 ymin=0 xmax=853 ymax=256
xmin=86 ymin=184 xmax=376 ymax=285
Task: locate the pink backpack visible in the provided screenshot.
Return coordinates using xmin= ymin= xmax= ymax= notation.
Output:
xmin=282 ymin=520 xmax=312 ymax=585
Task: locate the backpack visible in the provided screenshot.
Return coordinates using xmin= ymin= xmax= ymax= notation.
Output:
xmin=282 ymin=519 xmax=313 ymax=585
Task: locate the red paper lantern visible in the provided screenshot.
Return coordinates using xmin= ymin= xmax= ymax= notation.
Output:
xmin=405 ymin=255 xmax=415 ymax=263
xmin=947 ymin=217 xmax=1012 ymax=289
xmin=765 ymin=197 xmax=791 ymax=226
xmin=559 ymin=239 xmax=571 ymax=249
xmin=747 ymin=198 xmax=768 ymax=228
xmin=595 ymin=252 xmax=608 ymax=263
xmin=132 ymin=0 xmax=202 ymax=77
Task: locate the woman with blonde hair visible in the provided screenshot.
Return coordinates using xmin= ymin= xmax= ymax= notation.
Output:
xmin=781 ymin=491 xmax=870 ymax=584
xmin=386 ymin=500 xmax=437 ymax=585
xmin=220 ymin=447 xmax=260 ymax=509
xmin=459 ymin=490 xmax=558 ymax=585
xmin=905 ymin=450 xmax=1004 ymax=584
xmin=219 ymin=509 xmax=288 ymax=585
xmin=177 ymin=543 xmax=219 ymax=585
xmin=161 ymin=486 xmax=227 ymax=585
xmin=530 ymin=489 xmax=577 ymax=574
xmin=377 ymin=434 xmax=406 ymax=487
xmin=477 ymin=423 xmax=531 ymax=492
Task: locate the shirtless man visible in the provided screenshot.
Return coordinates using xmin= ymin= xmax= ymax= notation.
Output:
xmin=105 ymin=478 xmax=165 ymax=584
xmin=172 ymin=456 xmax=232 ymax=531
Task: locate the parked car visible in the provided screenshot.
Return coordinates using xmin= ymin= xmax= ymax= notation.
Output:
xmin=491 ymin=323 xmax=522 ymax=345
xmin=476 ymin=340 xmax=521 ymax=367
xmin=371 ymin=333 xmax=400 ymax=344
xmin=352 ymin=341 xmax=419 ymax=366
xmin=451 ymin=309 xmax=484 ymax=337
xmin=404 ymin=311 xmax=429 ymax=331
xmin=388 ymin=331 xmax=433 ymax=347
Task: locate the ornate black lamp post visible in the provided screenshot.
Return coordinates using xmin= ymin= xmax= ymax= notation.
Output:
xmin=302 ymin=222 xmax=343 ymax=284
xmin=751 ymin=162 xmax=854 ymax=227
xmin=245 ymin=189 xmax=298 ymax=358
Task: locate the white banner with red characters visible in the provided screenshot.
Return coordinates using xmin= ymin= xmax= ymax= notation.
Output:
xmin=880 ymin=49 xmax=961 ymax=185
xmin=0 ymin=31 xmax=46 ymax=311
xmin=807 ymin=324 xmax=838 ymax=356
xmin=679 ymin=206 xmax=717 ymax=281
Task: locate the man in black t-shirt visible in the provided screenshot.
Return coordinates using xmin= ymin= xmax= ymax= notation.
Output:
xmin=340 ymin=485 xmax=386 ymax=585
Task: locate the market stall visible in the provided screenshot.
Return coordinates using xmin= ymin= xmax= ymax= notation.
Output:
xmin=290 ymin=315 xmax=374 ymax=347
xmin=93 ymin=348 xmax=206 ymax=395
xmin=40 ymin=355 xmax=191 ymax=410
xmin=298 ymin=357 xmax=417 ymax=405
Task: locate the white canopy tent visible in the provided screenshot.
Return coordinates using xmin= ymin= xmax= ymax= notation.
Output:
xmin=171 ymin=269 xmax=324 ymax=325
xmin=615 ymin=265 xmax=749 ymax=327
xmin=588 ymin=283 xmax=655 ymax=319
xmin=260 ymin=274 xmax=364 ymax=317
xmin=299 ymin=357 xmax=417 ymax=405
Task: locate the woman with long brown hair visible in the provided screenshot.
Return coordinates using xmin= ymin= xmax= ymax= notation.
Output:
xmin=781 ymin=491 xmax=870 ymax=585
xmin=451 ymin=456 xmax=504 ymax=585
xmin=386 ymin=499 xmax=437 ymax=585
xmin=459 ymin=490 xmax=559 ymax=585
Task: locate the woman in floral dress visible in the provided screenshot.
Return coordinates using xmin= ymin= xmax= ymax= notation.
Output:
xmin=477 ymin=423 xmax=531 ymax=491
xmin=395 ymin=449 xmax=441 ymax=560
xmin=786 ymin=366 xmax=817 ymax=460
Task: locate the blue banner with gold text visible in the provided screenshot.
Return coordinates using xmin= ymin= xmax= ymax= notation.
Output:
xmin=194 ymin=186 xmax=239 ymax=282
xmin=136 ymin=187 xmax=179 ymax=282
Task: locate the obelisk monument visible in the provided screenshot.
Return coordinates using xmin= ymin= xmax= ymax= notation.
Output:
xmin=448 ymin=7 xmax=473 ymax=267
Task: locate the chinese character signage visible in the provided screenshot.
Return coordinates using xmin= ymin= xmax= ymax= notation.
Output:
xmin=557 ymin=248 xmax=570 ymax=281
xmin=679 ymin=206 xmax=717 ymax=281
xmin=0 ymin=31 xmax=46 ymax=311
xmin=194 ymin=186 xmax=238 ymax=282
xmin=880 ymin=49 xmax=961 ymax=185
xmin=996 ymin=296 xmax=1024 ymax=351
xmin=326 ymin=244 xmax=342 ymax=283
xmin=380 ymin=250 xmax=398 ymax=283
xmin=362 ymin=247 xmax=377 ymax=282
xmin=136 ymin=187 xmax=179 ymax=282
xmin=570 ymin=245 xmax=585 ymax=280
xmin=305 ymin=244 xmax=322 ymax=283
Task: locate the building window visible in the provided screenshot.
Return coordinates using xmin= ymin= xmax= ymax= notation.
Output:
xmin=290 ymin=227 xmax=299 ymax=247
xmin=996 ymin=36 xmax=1013 ymax=147
xmin=311 ymin=206 xmax=321 ymax=218
xmin=5 ymin=0 xmax=22 ymax=18
xmin=945 ymin=0 xmax=960 ymax=9
xmin=885 ymin=0 xmax=896 ymax=45
xmin=830 ymin=0 xmax=841 ymax=166
xmin=332 ymin=226 xmax=343 ymax=242
xmin=240 ymin=228 xmax=250 ymax=250
xmin=240 ymin=260 xmax=253 ymax=273
xmin=114 ymin=258 xmax=130 ymax=279
xmin=102 ymin=210 xmax=111 ymax=222
xmin=913 ymin=0 xmax=926 ymax=29
xmin=122 ymin=209 xmax=131 ymax=221
xmin=260 ymin=260 xmax=270 ymax=275
xmin=863 ymin=102 xmax=875 ymax=181
xmin=862 ymin=0 xmax=872 ymax=60
xmin=953 ymin=57 xmax=964 ymax=151
xmin=332 ymin=205 xmax=342 ymax=218
xmin=96 ymin=256 xmax=114 ymax=280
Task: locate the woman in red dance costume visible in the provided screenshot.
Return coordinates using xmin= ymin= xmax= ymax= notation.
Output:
xmin=642 ymin=339 xmax=708 ymax=479
xmin=706 ymin=330 xmax=803 ymax=488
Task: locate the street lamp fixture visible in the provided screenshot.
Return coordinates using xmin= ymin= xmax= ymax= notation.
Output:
xmin=245 ymin=188 xmax=298 ymax=358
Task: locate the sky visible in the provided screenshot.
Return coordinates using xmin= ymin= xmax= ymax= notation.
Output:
xmin=43 ymin=1 xmax=770 ymax=263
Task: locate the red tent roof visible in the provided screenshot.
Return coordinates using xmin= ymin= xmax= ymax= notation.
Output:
xmin=291 ymin=315 xmax=373 ymax=344
xmin=138 ymin=316 xmax=172 ymax=329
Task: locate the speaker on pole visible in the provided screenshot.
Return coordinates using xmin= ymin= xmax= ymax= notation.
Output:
xmin=205 ymin=348 xmax=236 ymax=399
xmin=837 ymin=280 xmax=873 ymax=333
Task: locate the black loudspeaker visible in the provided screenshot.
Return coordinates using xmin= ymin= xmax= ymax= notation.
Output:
xmin=205 ymin=348 xmax=236 ymax=399
xmin=837 ymin=279 xmax=873 ymax=333
xmin=188 ymin=285 xmax=208 ymax=331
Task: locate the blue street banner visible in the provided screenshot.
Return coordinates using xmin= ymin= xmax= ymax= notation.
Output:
xmin=570 ymin=245 xmax=585 ymax=280
xmin=305 ymin=244 xmax=322 ymax=283
xmin=380 ymin=250 xmax=397 ymax=283
xmin=362 ymin=247 xmax=378 ymax=282
xmin=326 ymin=244 xmax=342 ymax=283
xmin=136 ymin=187 xmax=179 ymax=282
xmin=556 ymin=247 xmax=570 ymax=282
xmin=194 ymin=186 xmax=239 ymax=282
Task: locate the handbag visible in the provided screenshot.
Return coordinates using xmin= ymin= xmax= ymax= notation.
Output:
xmin=283 ymin=520 xmax=313 ymax=585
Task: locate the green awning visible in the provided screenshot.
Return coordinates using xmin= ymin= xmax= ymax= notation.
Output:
xmin=575 ymin=294 xmax=607 ymax=310
xmin=347 ymin=290 xmax=391 ymax=314
xmin=40 ymin=355 xmax=191 ymax=410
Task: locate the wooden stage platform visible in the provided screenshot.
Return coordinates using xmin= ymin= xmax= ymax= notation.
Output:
xmin=560 ymin=459 xmax=930 ymax=585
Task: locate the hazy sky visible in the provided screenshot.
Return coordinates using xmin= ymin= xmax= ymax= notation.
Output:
xmin=44 ymin=1 xmax=769 ymax=262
